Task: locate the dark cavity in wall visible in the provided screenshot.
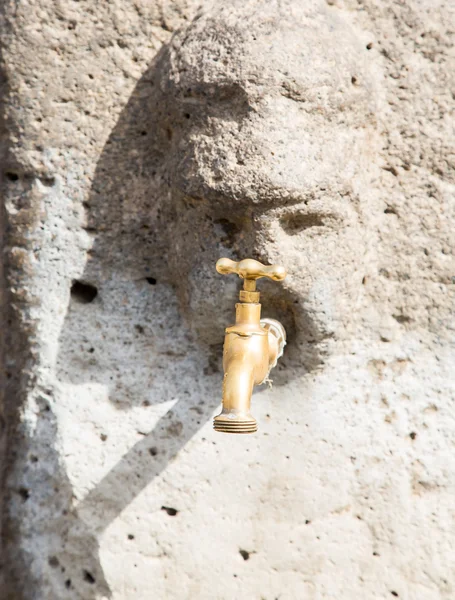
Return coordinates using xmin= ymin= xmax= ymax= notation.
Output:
xmin=70 ymin=281 xmax=98 ymax=304
xmin=161 ymin=506 xmax=178 ymax=516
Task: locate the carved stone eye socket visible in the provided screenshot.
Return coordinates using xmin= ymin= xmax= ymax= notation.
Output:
xmin=279 ymin=209 xmax=345 ymax=236
xmin=280 ymin=212 xmax=326 ymax=235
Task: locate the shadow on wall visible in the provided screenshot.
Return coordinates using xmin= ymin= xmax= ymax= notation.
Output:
xmin=50 ymin=39 xmax=321 ymax=599
xmin=50 ymin=46 xmax=223 ymax=599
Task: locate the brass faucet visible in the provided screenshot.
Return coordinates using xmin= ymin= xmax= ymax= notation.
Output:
xmin=213 ymin=258 xmax=287 ymax=434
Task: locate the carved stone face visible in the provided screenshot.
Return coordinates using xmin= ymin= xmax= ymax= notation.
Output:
xmin=155 ymin=0 xmax=380 ymax=367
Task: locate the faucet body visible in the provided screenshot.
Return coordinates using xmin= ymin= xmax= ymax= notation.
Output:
xmin=213 ymin=272 xmax=286 ymax=433
xmin=214 ymin=303 xmax=268 ymax=433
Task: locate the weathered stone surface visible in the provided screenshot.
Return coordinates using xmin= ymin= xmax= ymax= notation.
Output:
xmin=0 ymin=0 xmax=454 ymax=598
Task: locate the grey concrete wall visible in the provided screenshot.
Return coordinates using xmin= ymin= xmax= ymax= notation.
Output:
xmin=1 ymin=1 xmax=454 ymax=599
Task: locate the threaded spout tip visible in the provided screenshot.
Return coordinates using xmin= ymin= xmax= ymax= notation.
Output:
xmin=213 ymin=415 xmax=257 ymax=434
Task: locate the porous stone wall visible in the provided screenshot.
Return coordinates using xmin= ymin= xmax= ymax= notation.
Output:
xmin=1 ymin=1 xmax=454 ymax=599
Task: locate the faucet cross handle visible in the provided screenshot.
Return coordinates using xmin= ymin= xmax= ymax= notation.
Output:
xmin=216 ymin=258 xmax=286 ymax=283
xmin=216 ymin=258 xmax=286 ymax=302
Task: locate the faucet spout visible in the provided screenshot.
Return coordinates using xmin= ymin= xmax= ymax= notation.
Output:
xmin=214 ymin=357 xmax=256 ymax=433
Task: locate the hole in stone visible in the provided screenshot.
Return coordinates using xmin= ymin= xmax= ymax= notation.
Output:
xmin=48 ymin=556 xmax=60 ymax=568
xmin=239 ymin=549 xmax=250 ymax=561
xmin=83 ymin=570 xmax=96 ymax=584
xmin=140 ymin=130 xmax=147 ymax=136
xmin=128 ymin=534 xmax=135 ymax=540
xmin=161 ymin=506 xmax=178 ymax=516
xmin=100 ymin=433 xmax=107 ymax=442
xmin=19 ymin=487 xmax=30 ymax=501
xmin=146 ymin=277 xmax=157 ymax=285
xmin=390 ymin=593 xmax=399 ymax=597
xmin=351 ymin=76 xmax=358 ymax=85
xmin=409 ymin=431 xmax=417 ymax=440
xmin=384 ymin=207 xmax=397 ymax=215
xmin=135 ymin=324 xmax=145 ymax=334
xmin=88 ymin=347 xmax=95 ymax=353
xmin=70 ymin=281 xmax=98 ymax=304
xmin=366 ymin=42 xmax=373 ymax=49
xmin=149 ymin=446 xmax=158 ymax=456
xmin=5 ymin=172 xmax=19 ymax=181
xmin=40 ymin=176 xmax=55 ymax=187
xmin=384 ymin=165 xmax=399 ymax=177
xmin=392 ymin=314 xmax=411 ymax=324
xmin=65 ymin=580 xmax=71 ymax=589
xmin=184 ymin=113 xmax=191 ymax=119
